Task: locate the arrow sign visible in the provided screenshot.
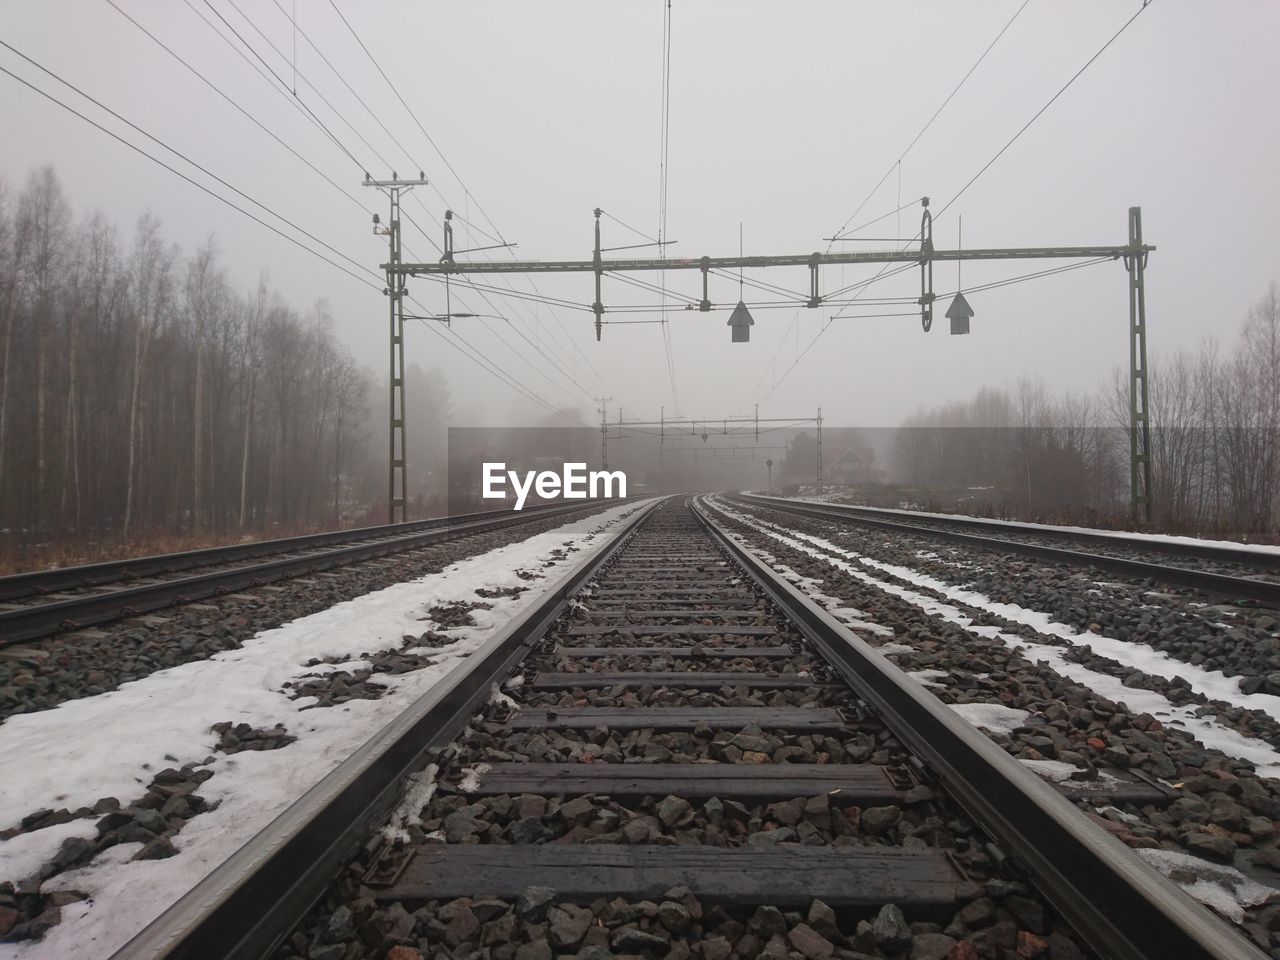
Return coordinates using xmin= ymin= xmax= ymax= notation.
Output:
xmin=946 ymin=291 xmax=973 ymax=336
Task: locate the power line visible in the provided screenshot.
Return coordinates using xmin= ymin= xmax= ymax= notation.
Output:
xmin=738 ymin=0 xmax=1034 ymax=415
xmin=5 ymin=45 xmax=580 ymax=426
xmin=0 ymin=58 xmax=382 ymax=293
xmin=221 ymin=0 xmax=399 ymax=172
xmin=322 ymin=0 xmax=612 ymax=400
xmin=179 ymin=1 xmax=596 ymax=413
xmin=196 ymin=0 xmax=369 ymax=173
xmin=106 ymin=0 xmax=372 ymax=217
xmin=744 ymin=1 xmax=1153 ymax=412
xmin=657 ymin=0 xmax=680 ymax=414
xmin=830 ymin=0 xmax=1035 ymax=241
xmin=935 ymin=0 xmax=1155 ymax=221
xmin=0 ymin=39 xmax=379 ymax=286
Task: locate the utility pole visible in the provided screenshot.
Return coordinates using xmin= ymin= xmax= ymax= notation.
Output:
xmin=816 ymin=407 xmax=823 ymax=497
xmin=365 ymin=172 xmax=426 ymax=523
xmin=595 ymin=396 xmax=612 ymax=469
xmin=1124 ymin=207 xmax=1152 ymax=524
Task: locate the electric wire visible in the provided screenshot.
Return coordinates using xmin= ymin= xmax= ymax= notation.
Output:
xmin=0 ymin=60 xmax=382 ymax=292
xmin=221 ymin=0 xmax=399 ymax=173
xmin=934 ymin=0 xmax=1155 ymax=221
xmin=97 ymin=7 xmax=586 ymax=419
xmin=746 ymin=0 xmax=1150 ymax=411
xmin=197 ymin=0 xmax=370 ymax=173
xmin=106 ymin=0 xmax=373 ymax=217
xmin=656 ymin=0 xmax=680 ymax=414
xmin=738 ymin=0 xmax=1034 ymax=415
xmin=322 ymin=0 xmax=609 ymax=397
xmin=1 ymin=58 xmax=579 ymax=422
xmin=0 ymin=39 xmax=380 ymax=286
xmin=188 ymin=0 xmax=601 ymax=410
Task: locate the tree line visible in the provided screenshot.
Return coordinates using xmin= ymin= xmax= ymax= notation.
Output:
xmin=890 ymin=283 xmax=1280 ymax=537
xmin=0 ymin=166 xmax=450 ymax=543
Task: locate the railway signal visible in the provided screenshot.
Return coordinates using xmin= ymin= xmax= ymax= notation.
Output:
xmin=946 ymin=291 xmax=973 ymax=336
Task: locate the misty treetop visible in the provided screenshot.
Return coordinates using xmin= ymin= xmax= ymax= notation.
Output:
xmin=0 ymin=166 xmax=450 ymax=540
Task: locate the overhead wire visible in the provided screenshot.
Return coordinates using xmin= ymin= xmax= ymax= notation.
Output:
xmin=106 ymin=0 xmax=373 ymax=217
xmin=107 ymin=3 xmax=583 ymax=423
xmin=745 ymin=0 xmax=1150 ymax=411
xmin=192 ymin=0 xmax=600 ymax=413
xmin=736 ymin=0 xmax=1035 ymax=415
xmin=933 ymin=0 xmax=1155 ymax=221
xmin=656 ymin=0 xmax=680 ymax=414
xmin=323 ymin=0 xmax=609 ymax=398
xmin=0 ymin=59 xmax=381 ymax=292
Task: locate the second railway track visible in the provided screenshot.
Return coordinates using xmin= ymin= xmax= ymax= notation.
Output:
xmin=109 ymin=496 xmax=1259 ymax=960
xmin=737 ymin=494 xmax=1280 ymax=608
xmin=0 ymin=501 xmax=608 ymax=646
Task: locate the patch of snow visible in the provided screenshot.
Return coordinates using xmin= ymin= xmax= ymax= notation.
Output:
xmin=455 ymin=763 xmax=491 ymax=795
xmin=489 ymin=682 xmax=520 ymax=713
xmin=907 ymin=669 xmax=949 ymax=689
xmin=0 ymin=498 xmax=653 ymax=960
xmin=876 ymin=642 xmax=916 ymax=656
xmin=1016 ymin=759 xmax=1119 ymax=791
xmin=949 ymin=703 xmax=1030 ymax=736
xmin=826 ymin=538 xmax=1280 ymax=724
xmin=0 ymin=818 xmax=97 ymax=885
xmin=1096 ymin=804 xmax=1141 ymax=824
xmin=382 ymin=763 xmax=439 ymax=844
xmin=706 ymin=497 xmax=1280 ymax=778
xmin=1137 ymin=847 xmax=1278 ymax=924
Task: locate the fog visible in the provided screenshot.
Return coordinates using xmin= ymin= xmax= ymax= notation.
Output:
xmin=3 ymin=0 xmax=1278 ymax=431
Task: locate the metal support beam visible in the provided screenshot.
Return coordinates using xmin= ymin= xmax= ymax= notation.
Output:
xmin=392 ymin=245 xmax=1151 ymax=277
xmin=376 ymin=200 xmax=1157 ymax=520
xmin=365 ymin=175 xmax=425 ymax=523
xmin=592 ymin=209 xmax=604 ymax=341
xmin=388 ymin=188 xmax=408 ymax=523
xmin=1125 ymin=206 xmax=1153 ymax=524
xmin=815 ymin=407 xmax=823 ymax=496
xmin=596 ymin=396 xmax=612 ymax=469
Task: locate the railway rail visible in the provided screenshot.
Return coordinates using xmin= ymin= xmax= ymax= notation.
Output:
xmin=107 ymin=496 xmax=1258 ymax=960
xmin=737 ymin=494 xmax=1280 ymax=608
xmin=0 ymin=500 xmax=607 ymax=646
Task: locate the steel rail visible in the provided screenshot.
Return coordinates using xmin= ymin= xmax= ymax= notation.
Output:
xmin=740 ymin=494 xmax=1280 ymax=571
xmin=0 ymin=500 xmax=618 ymax=646
xmin=0 ymin=500 xmax=582 ymax=603
xmin=107 ymin=497 xmax=666 ymax=960
xmin=693 ymin=497 xmax=1264 ymax=960
xmin=733 ymin=495 xmax=1280 ymax=607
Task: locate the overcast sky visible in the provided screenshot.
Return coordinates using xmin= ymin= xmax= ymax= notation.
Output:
xmin=4 ymin=0 xmax=1278 ymax=429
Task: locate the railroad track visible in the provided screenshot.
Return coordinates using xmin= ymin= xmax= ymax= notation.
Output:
xmin=737 ymin=494 xmax=1280 ymax=607
xmin=107 ymin=496 xmax=1256 ymax=960
xmin=0 ymin=500 xmax=605 ymax=646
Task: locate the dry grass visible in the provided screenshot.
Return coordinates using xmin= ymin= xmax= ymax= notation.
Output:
xmin=0 ymin=524 xmax=348 ymax=577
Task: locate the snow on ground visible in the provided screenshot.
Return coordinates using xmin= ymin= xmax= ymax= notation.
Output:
xmin=774 ymin=495 xmax=1280 ymax=557
xmin=708 ymin=498 xmax=1280 ymax=778
xmin=0 ymin=499 xmax=652 ymax=960
xmin=948 ymin=703 xmax=1029 ymax=735
xmin=907 ymin=669 xmax=950 ymax=689
xmin=839 ymin=551 xmax=1280 ymax=722
xmin=1136 ymin=848 xmax=1279 ymax=924
xmin=1016 ymin=758 xmax=1120 ymax=792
